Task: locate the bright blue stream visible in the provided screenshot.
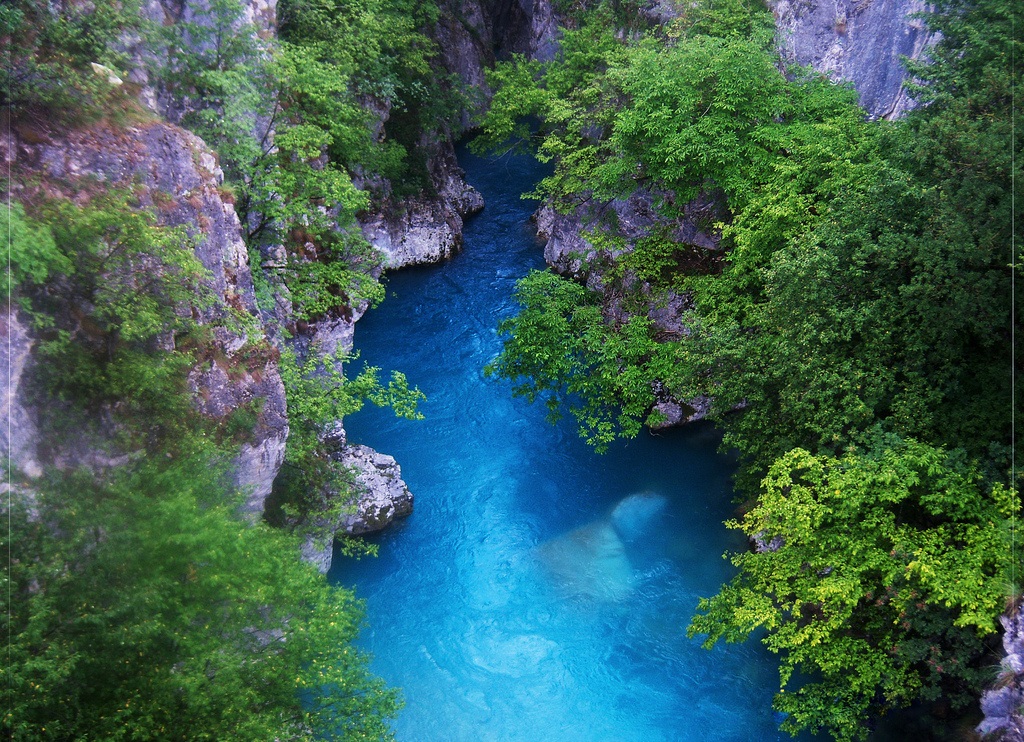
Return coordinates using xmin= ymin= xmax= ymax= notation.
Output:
xmin=330 ymin=148 xmax=794 ymax=741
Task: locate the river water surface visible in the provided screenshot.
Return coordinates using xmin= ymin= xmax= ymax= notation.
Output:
xmin=331 ymin=149 xmax=791 ymax=741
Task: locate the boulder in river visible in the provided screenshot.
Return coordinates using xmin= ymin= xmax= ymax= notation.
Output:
xmin=338 ymin=444 xmax=414 ymax=536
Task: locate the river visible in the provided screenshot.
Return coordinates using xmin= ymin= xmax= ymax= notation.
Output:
xmin=330 ymin=147 xmax=793 ymax=741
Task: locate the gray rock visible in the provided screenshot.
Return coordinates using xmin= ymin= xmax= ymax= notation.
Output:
xmin=650 ymin=393 xmax=712 ymax=430
xmin=300 ymin=442 xmax=414 ymax=573
xmin=360 ymin=141 xmax=483 ymax=269
xmin=978 ymin=602 xmax=1024 ymax=740
xmin=300 ymin=533 xmax=335 ymax=574
xmin=8 ymin=122 xmax=288 ymax=512
xmin=752 ymin=532 xmax=785 ymax=553
xmin=536 ymin=190 xmax=721 ymax=285
xmin=337 ymin=444 xmax=414 ymax=536
xmin=436 ymin=0 xmax=496 ymax=127
xmin=769 ymin=0 xmax=937 ymax=119
xmin=233 ymin=434 xmax=288 ymax=519
xmin=0 ymin=312 xmax=42 ymax=479
xmin=536 ymin=190 xmax=721 ymax=432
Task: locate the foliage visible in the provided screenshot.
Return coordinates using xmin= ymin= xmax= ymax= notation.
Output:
xmin=154 ymin=0 xmax=276 ymax=184
xmin=283 ymin=242 xmax=386 ymax=322
xmin=671 ymin=129 xmax=1012 ymax=483
xmin=478 ymin=0 xmax=1021 ymax=735
xmin=4 ymin=186 xmax=404 ymax=739
xmin=472 ymin=12 xmax=629 ymax=210
xmin=486 ymin=269 xmax=676 ymax=449
xmin=8 ymin=190 xmax=213 ymax=447
xmin=277 ymin=0 xmax=453 ymax=189
xmin=596 ymin=35 xmax=789 ymax=207
xmin=3 ymin=446 xmax=400 ymax=740
xmin=0 ymin=201 xmax=67 ymax=298
xmin=152 ymin=0 xmax=461 ymax=324
xmin=1 ymin=0 xmax=140 ymax=118
xmin=29 ymin=190 xmax=210 ymax=343
xmin=689 ymin=438 xmax=1017 ymax=740
xmin=271 ymin=346 xmax=424 ymax=538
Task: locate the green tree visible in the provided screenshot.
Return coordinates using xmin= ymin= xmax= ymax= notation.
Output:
xmin=4 ymin=447 xmax=400 ymax=740
xmin=689 ymin=438 xmax=1017 ymax=741
xmin=0 ymin=201 xmax=68 ymax=298
xmin=479 ymin=0 xmax=1020 ymax=736
xmin=486 ymin=269 xmax=678 ymax=449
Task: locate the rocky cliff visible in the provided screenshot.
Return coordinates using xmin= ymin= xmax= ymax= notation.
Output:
xmin=2 ymin=120 xmax=289 ymax=515
xmin=979 ymin=601 xmax=1024 ymax=740
xmin=769 ymin=0 xmax=936 ymax=119
xmin=137 ymin=0 xmax=428 ymax=551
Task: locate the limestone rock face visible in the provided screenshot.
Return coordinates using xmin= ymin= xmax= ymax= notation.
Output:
xmin=650 ymin=391 xmax=712 ymax=430
xmin=24 ymin=123 xmax=257 ymax=323
xmin=360 ymin=142 xmax=484 ymax=269
xmin=536 ymin=191 xmax=721 ymax=286
xmin=139 ymin=0 xmax=277 ymax=122
xmin=979 ymin=603 xmax=1024 ymax=740
xmin=769 ymin=0 xmax=936 ymax=119
xmin=5 ymin=122 xmax=288 ymax=512
xmin=1 ymin=312 xmax=42 ymax=480
xmin=338 ymin=445 xmax=414 ymax=535
xmin=301 ymin=441 xmax=415 ymax=573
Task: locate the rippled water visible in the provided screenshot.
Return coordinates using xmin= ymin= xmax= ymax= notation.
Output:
xmin=331 ymin=148 xmax=794 ymax=741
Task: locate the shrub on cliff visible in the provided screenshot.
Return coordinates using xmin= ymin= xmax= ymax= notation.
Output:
xmin=1 ymin=0 xmax=140 ymax=119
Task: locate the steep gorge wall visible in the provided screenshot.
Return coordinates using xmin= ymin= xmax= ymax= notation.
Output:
xmin=770 ymin=0 xmax=936 ymax=119
xmin=1 ymin=121 xmax=289 ymax=515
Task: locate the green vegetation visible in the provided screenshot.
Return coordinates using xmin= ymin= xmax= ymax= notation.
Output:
xmin=150 ymin=0 xmax=440 ymax=528
xmin=479 ymin=0 xmax=1021 ymax=737
xmin=4 ymin=451 xmax=400 ymax=741
xmin=1 ymin=0 xmax=141 ymax=119
xmin=486 ymin=269 xmax=673 ymax=449
xmin=6 ymin=0 xmax=1019 ymax=737
xmin=689 ymin=438 xmax=1017 ymax=738
xmin=4 ymin=182 xmax=401 ymax=738
xmin=151 ymin=0 xmax=462 ymax=324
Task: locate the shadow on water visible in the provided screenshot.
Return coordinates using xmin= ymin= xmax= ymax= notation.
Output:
xmin=330 ymin=146 xmax=821 ymax=741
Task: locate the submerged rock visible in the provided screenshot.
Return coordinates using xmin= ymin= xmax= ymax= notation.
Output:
xmin=535 ymin=521 xmax=633 ymax=602
xmin=534 ymin=491 xmax=672 ymax=601
xmin=610 ymin=492 xmax=668 ymax=543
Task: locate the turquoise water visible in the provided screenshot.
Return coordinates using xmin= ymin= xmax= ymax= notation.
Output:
xmin=331 ymin=149 xmax=792 ymax=741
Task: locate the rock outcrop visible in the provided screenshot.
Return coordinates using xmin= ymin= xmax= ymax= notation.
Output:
xmin=536 ymin=191 xmax=721 ymax=286
xmin=299 ymin=424 xmax=414 ymax=573
xmin=3 ymin=122 xmax=288 ymax=514
xmin=979 ymin=602 xmax=1024 ymax=740
xmin=535 ymin=191 xmax=722 ymax=426
xmin=359 ymin=142 xmax=484 ymax=268
xmin=1 ymin=311 xmax=42 ymax=480
xmin=769 ymin=0 xmax=936 ymax=119
xmin=338 ymin=445 xmax=414 ymax=535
